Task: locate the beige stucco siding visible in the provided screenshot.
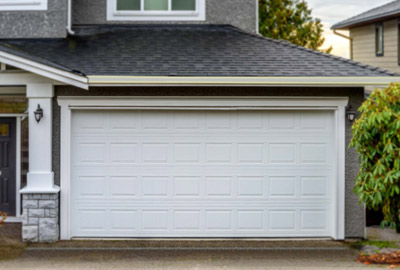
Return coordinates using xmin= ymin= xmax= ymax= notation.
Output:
xmin=351 ymin=19 xmax=400 ymax=73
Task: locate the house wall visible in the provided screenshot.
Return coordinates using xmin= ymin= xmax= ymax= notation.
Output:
xmin=52 ymin=86 xmax=365 ymax=238
xmin=0 ymin=0 xmax=68 ymax=38
xmin=72 ymin=0 xmax=258 ymax=33
xmin=351 ymin=19 xmax=400 ymax=74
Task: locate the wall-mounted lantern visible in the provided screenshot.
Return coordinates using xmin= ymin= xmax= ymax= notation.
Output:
xmin=34 ymin=104 xmax=43 ymax=123
xmin=346 ymin=105 xmax=356 ymax=122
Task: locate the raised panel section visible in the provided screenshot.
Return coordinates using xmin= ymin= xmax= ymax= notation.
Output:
xmin=237 ymin=144 xmax=264 ymax=163
xmin=269 ymin=177 xmax=296 ymax=198
xmin=237 ymin=112 xmax=264 ymax=129
xmin=206 ymin=211 xmax=232 ymax=230
xmin=237 ymin=177 xmax=264 ymax=197
xmin=142 ymin=143 xmax=169 ymax=163
xmin=142 ymin=112 xmax=169 ymax=129
xmin=300 ymin=112 xmax=328 ymax=130
xmin=205 ymin=144 xmax=232 ymax=163
xmin=269 ymin=144 xmax=296 ymax=164
xmin=142 ymin=177 xmax=169 ymax=197
xmin=205 ymin=177 xmax=232 ymax=197
xmin=205 ymin=112 xmax=231 ymax=129
xmin=142 ymin=210 xmax=169 ymax=231
xmin=237 ymin=211 xmax=264 ymax=230
xmin=73 ymin=143 xmax=106 ymax=164
xmin=174 ymin=143 xmax=201 ymax=163
xmin=110 ymin=143 xmax=138 ymax=164
xmin=269 ymin=112 xmax=295 ymax=130
xmin=110 ymin=210 xmax=138 ymax=231
xmin=75 ymin=210 xmax=107 ymax=231
xmin=301 ymin=144 xmax=327 ymax=164
xmin=174 ymin=211 xmax=201 ymax=230
xmin=75 ymin=176 xmax=106 ymax=197
xmin=174 ymin=112 xmax=201 ymax=129
xmin=269 ymin=211 xmax=296 ymax=230
xmin=174 ymin=177 xmax=201 ymax=197
xmin=110 ymin=177 xmax=137 ymax=197
xmin=301 ymin=211 xmax=327 ymax=230
xmin=110 ymin=111 xmax=139 ymax=130
xmin=301 ymin=177 xmax=327 ymax=197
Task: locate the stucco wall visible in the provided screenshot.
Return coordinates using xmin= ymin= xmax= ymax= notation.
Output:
xmin=0 ymin=0 xmax=67 ymax=38
xmin=53 ymin=86 xmax=365 ymax=238
xmin=350 ymin=19 xmax=400 ymax=74
xmin=72 ymin=0 xmax=258 ymax=33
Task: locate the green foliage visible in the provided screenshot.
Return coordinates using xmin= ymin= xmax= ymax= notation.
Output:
xmin=258 ymin=0 xmax=332 ymax=53
xmin=350 ymin=84 xmax=400 ymax=232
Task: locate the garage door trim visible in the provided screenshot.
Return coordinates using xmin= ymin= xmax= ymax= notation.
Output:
xmin=58 ymin=97 xmax=348 ymax=240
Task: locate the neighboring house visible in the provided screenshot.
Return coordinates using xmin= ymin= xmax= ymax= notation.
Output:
xmin=332 ymin=0 xmax=400 ymax=74
xmin=0 ymin=0 xmax=398 ymax=243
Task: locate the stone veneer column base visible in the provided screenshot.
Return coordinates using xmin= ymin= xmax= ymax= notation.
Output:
xmin=22 ymin=193 xmax=59 ymax=243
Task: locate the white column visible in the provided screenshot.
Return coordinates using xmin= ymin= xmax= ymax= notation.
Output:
xmin=21 ymin=83 xmax=59 ymax=193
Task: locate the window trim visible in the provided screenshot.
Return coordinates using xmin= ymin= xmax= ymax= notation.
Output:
xmin=375 ymin=23 xmax=384 ymax=57
xmin=0 ymin=0 xmax=47 ymax=11
xmin=107 ymin=0 xmax=206 ymax=21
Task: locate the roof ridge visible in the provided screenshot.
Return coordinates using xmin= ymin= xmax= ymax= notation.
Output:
xmin=226 ymin=25 xmax=397 ymax=77
xmin=332 ymin=0 xmax=400 ymax=29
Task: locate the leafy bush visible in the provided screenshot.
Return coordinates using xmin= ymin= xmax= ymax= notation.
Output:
xmin=350 ymin=83 xmax=400 ymax=232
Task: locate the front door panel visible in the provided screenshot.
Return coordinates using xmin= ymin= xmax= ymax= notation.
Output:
xmin=0 ymin=118 xmax=16 ymax=216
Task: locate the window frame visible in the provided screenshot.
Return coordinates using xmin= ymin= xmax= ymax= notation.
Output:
xmin=107 ymin=0 xmax=206 ymax=21
xmin=375 ymin=23 xmax=384 ymax=57
xmin=0 ymin=0 xmax=47 ymax=11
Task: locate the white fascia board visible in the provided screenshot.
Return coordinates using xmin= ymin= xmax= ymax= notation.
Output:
xmin=88 ymin=76 xmax=400 ymax=87
xmin=0 ymin=51 xmax=88 ymax=89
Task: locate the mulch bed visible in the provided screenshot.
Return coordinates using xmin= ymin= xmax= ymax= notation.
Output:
xmin=358 ymin=251 xmax=400 ymax=268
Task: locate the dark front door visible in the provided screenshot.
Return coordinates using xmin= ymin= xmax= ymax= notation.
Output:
xmin=0 ymin=118 xmax=16 ymax=216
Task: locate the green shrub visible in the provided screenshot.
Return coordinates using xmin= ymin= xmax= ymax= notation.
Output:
xmin=350 ymin=83 xmax=400 ymax=232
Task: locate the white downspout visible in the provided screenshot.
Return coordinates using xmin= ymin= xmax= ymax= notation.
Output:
xmin=67 ymin=0 xmax=75 ymax=35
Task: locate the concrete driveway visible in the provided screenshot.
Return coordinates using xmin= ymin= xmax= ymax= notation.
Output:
xmin=0 ymin=247 xmax=388 ymax=270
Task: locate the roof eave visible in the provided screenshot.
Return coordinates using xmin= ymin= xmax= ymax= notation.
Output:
xmin=88 ymin=76 xmax=400 ymax=88
xmin=0 ymin=50 xmax=89 ymax=90
xmin=332 ymin=11 xmax=400 ymax=30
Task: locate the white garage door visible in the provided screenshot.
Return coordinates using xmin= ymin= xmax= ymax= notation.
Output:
xmin=71 ymin=109 xmax=335 ymax=238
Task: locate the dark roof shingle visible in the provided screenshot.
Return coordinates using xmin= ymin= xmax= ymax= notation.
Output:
xmin=0 ymin=24 xmax=395 ymax=77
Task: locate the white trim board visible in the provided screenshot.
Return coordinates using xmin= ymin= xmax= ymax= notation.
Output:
xmin=88 ymin=76 xmax=400 ymax=87
xmin=58 ymin=96 xmax=348 ymax=241
xmin=107 ymin=0 xmax=206 ymax=21
xmin=0 ymin=52 xmax=88 ymax=90
xmin=0 ymin=0 xmax=47 ymax=11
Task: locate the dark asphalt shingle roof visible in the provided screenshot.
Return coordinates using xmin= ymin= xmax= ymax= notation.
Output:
xmin=0 ymin=24 xmax=396 ymax=77
xmin=332 ymin=0 xmax=400 ymax=30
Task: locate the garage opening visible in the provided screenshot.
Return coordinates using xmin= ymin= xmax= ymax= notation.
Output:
xmin=70 ymin=109 xmax=335 ymax=238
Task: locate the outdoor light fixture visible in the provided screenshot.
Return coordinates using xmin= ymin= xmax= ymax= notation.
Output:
xmin=34 ymin=104 xmax=43 ymax=123
xmin=346 ymin=105 xmax=356 ymax=122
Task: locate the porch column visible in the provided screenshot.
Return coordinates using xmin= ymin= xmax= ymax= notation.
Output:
xmin=21 ymin=83 xmax=60 ymax=243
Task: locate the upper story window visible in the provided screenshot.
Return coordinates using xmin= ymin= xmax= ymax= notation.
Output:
xmin=375 ymin=23 xmax=384 ymax=57
xmin=107 ymin=0 xmax=205 ymax=21
xmin=0 ymin=0 xmax=47 ymax=10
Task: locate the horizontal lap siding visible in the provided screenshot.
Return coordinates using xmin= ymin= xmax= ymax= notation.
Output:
xmin=351 ymin=19 xmax=400 ymax=73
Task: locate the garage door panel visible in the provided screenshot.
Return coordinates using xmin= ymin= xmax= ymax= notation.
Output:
xmin=71 ymin=110 xmax=335 ymax=238
xmin=71 ymin=206 xmax=331 ymax=237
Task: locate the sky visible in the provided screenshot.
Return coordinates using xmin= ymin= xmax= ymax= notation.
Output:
xmin=305 ymin=0 xmax=394 ymax=57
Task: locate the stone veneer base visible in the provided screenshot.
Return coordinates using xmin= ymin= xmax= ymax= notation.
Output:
xmin=22 ymin=193 xmax=59 ymax=243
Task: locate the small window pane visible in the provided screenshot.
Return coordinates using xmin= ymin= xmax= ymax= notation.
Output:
xmin=0 ymin=124 xmax=9 ymax=137
xmin=117 ymin=0 xmax=140 ymax=10
xmin=376 ymin=24 xmax=384 ymax=56
xmin=144 ymin=0 xmax=168 ymax=10
xmin=172 ymin=0 xmax=195 ymax=11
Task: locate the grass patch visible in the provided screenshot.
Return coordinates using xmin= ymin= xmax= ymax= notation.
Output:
xmin=354 ymin=241 xmax=399 ymax=249
xmin=0 ymin=237 xmax=26 ymax=261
